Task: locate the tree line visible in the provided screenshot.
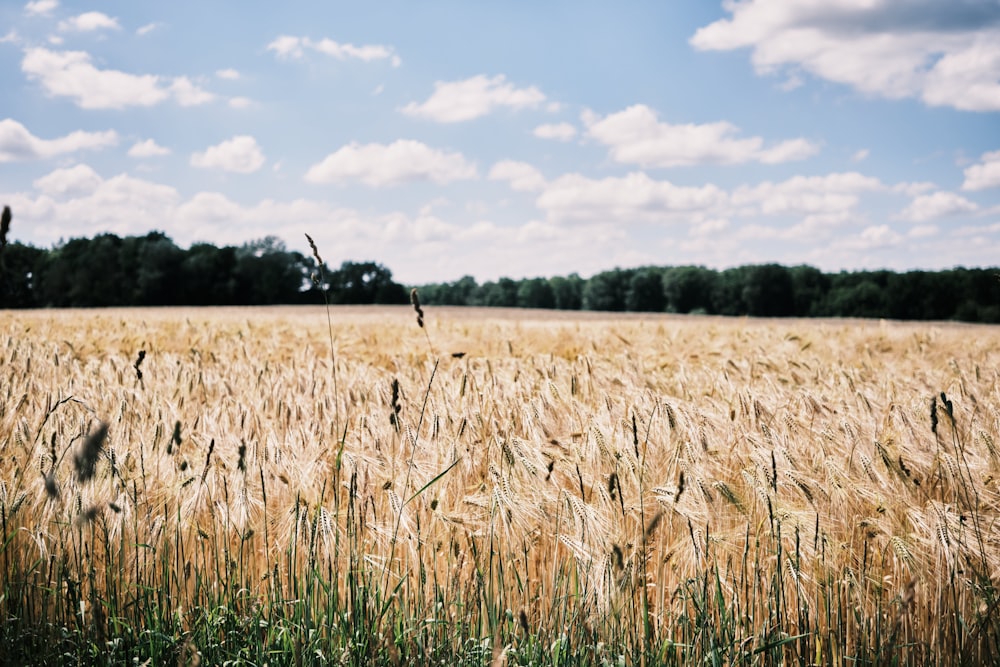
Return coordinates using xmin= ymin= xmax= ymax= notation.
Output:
xmin=0 ymin=230 xmax=407 ymax=308
xmin=418 ymin=264 xmax=1000 ymax=323
xmin=0 ymin=226 xmax=997 ymax=322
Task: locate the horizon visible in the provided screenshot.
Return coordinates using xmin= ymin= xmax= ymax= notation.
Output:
xmin=8 ymin=225 xmax=1000 ymax=286
xmin=1 ymin=1 xmax=999 ymax=284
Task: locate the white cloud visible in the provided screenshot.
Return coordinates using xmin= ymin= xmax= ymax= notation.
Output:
xmin=758 ymin=138 xmax=820 ymax=164
xmin=910 ymin=224 xmax=939 ymax=238
xmin=128 ymin=139 xmax=170 ymax=158
xmin=58 ymin=11 xmax=120 ymax=32
xmin=489 ymin=160 xmax=546 ymax=192
xmin=897 ymin=191 xmax=978 ymax=222
xmin=136 ymin=23 xmax=161 ymax=36
xmin=0 ymin=118 xmax=117 ymax=162
xmin=309 ymin=37 xmax=396 ymax=63
xmin=955 ymin=221 xmax=1000 ymax=237
xmin=190 ymin=136 xmax=265 ymax=174
xmin=533 ymin=122 xmax=577 ymax=141
xmin=401 ymin=74 xmax=546 ymax=123
xmin=167 ymin=193 xmax=632 ymax=282
xmin=228 ymin=96 xmax=252 ymax=109
xmin=22 ymin=48 xmax=164 ymax=108
xmin=858 ymin=224 xmax=903 ymax=249
xmin=4 ymin=167 xmax=180 ymax=243
xmin=216 ymin=68 xmax=240 ymax=80
xmin=731 ymin=172 xmax=884 ymax=218
xmin=266 ymin=35 xmax=303 ymax=59
xmin=528 ymin=168 xmax=900 ymax=232
xmin=893 ymin=180 xmax=937 ymax=197
xmin=537 ymin=171 xmax=727 ymax=224
xmin=21 ymin=48 xmax=213 ymax=109
xmin=852 ymin=149 xmax=870 ymax=162
xmin=962 ymin=150 xmax=1000 ymax=191
xmin=691 ymin=0 xmax=1000 ymax=112
xmin=24 ymin=0 xmax=57 ymax=17
xmin=305 ymin=140 xmax=476 ymax=187
xmin=584 ymin=105 xmax=818 ymax=167
xmin=32 ymin=164 xmax=102 ymax=197
xmin=266 ymin=35 xmax=399 ymax=65
xmin=169 ymin=77 xmax=214 ymax=106
xmin=690 ymin=218 xmax=730 ymax=237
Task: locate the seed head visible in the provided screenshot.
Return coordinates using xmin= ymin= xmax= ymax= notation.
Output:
xmin=410 ymin=288 xmax=425 ymax=328
xmin=134 ymin=350 xmax=146 ymax=380
xmin=74 ymin=422 xmax=108 ymax=483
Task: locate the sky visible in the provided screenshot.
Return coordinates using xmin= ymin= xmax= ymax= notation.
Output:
xmin=1 ymin=0 xmax=999 ymax=284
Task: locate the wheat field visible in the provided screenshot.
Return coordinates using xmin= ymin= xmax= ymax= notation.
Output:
xmin=1 ymin=305 xmax=998 ymax=665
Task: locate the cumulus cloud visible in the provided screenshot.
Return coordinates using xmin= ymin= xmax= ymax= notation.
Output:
xmin=962 ymin=150 xmax=1000 ymax=191
xmin=524 ymin=167 xmax=903 ymax=233
xmin=128 ymin=139 xmax=170 ymax=158
xmin=401 ymin=74 xmax=546 ymax=123
xmin=21 ymin=48 xmax=214 ymax=109
xmin=58 ymin=12 xmax=120 ymax=32
xmin=2 ymin=166 xmax=180 ymax=244
xmin=24 ymin=0 xmax=57 ymax=17
xmin=216 ymin=68 xmax=240 ymax=80
xmin=897 ymin=191 xmax=978 ymax=222
xmin=690 ymin=0 xmax=1000 ymax=112
xmin=190 ymin=136 xmax=265 ymax=174
xmin=228 ymin=96 xmax=252 ymax=109
xmin=533 ymin=122 xmax=577 ymax=141
xmin=305 ymin=140 xmax=476 ymax=187
xmin=730 ymin=172 xmax=884 ymax=218
xmin=537 ymin=171 xmax=727 ymax=224
xmin=0 ymin=118 xmax=117 ymax=162
xmin=910 ymin=224 xmax=939 ymax=238
xmin=858 ymin=224 xmax=903 ymax=249
xmin=11 ymin=165 xmax=622 ymax=281
xmin=32 ymin=163 xmax=102 ymax=197
xmin=266 ymin=35 xmax=400 ymax=65
xmin=584 ymin=105 xmax=818 ymax=167
xmin=136 ymin=23 xmax=161 ymax=36
xmin=489 ymin=160 xmax=546 ymax=192
xmin=170 ymin=77 xmax=215 ymax=106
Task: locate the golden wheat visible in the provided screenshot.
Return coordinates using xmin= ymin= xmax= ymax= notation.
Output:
xmin=1 ymin=306 xmax=999 ymax=663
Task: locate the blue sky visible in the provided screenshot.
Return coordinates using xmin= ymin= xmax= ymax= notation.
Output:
xmin=1 ymin=0 xmax=999 ymax=283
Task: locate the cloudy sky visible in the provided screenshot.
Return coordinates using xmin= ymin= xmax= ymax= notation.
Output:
xmin=1 ymin=1 xmax=999 ymax=283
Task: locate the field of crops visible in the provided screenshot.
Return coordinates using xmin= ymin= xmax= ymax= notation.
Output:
xmin=1 ymin=305 xmax=999 ymax=665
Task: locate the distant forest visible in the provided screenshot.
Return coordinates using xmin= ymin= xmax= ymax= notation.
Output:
xmin=1 ymin=229 xmax=998 ymax=322
xmin=0 ymin=231 xmax=407 ymax=309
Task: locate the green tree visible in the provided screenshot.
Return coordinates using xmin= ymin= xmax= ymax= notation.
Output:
xmin=480 ymin=278 xmax=519 ymax=307
xmin=742 ymin=264 xmax=794 ymax=317
xmin=549 ymin=274 xmax=584 ymax=310
xmin=327 ymin=261 xmax=407 ymax=304
xmin=828 ymin=277 xmax=887 ymax=318
xmin=625 ymin=268 xmax=666 ymax=311
xmin=517 ymin=277 xmax=556 ymax=309
xmin=181 ymin=243 xmax=238 ymax=305
xmin=0 ymin=242 xmax=44 ymax=308
xmin=663 ymin=266 xmax=717 ymax=313
xmin=133 ymin=232 xmax=185 ymax=305
xmin=234 ymin=236 xmax=308 ymax=304
xmin=712 ymin=267 xmax=750 ymax=315
xmin=419 ymin=275 xmax=479 ymax=305
xmin=582 ymin=269 xmax=632 ymax=311
xmin=789 ymin=265 xmax=829 ymax=317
